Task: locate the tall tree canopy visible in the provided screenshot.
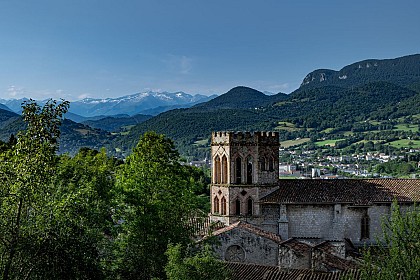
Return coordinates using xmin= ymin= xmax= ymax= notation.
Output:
xmin=114 ymin=131 xmax=203 ymax=279
xmin=361 ymin=202 xmax=420 ymax=280
xmin=0 ymin=99 xmax=69 ymax=279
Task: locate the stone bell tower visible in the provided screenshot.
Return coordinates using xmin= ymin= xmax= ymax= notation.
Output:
xmin=210 ymin=131 xmax=279 ymax=226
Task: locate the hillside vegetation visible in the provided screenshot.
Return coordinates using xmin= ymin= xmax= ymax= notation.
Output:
xmin=1 ymin=54 xmax=419 ymax=158
xmin=113 ymin=54 xmax=420 ymax=159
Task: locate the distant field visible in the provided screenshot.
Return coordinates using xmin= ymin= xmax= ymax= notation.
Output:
xmin=122 ymin=125 xmax=136 ymax=130
xmin=193 ymin=139 xmax=209 ymax=146
xmin=388 ymin=139 xmax=420 ymax=149
xmin=321 ymin=128 xmax=334 ymax=133
xmin=354 ymin=139 xmax=384 ymax=144
xmin=275 ymin=122 xmax=302 ymax=132
xmin=280 ymin=138 xmax=310 ymax=148
xmin=392 ymin=124 xmax=419 ymax=132
xmin=315 ymin=139 xmax=345 ymax=147
xmin=75 ymin=128 xmax=93 ymax=135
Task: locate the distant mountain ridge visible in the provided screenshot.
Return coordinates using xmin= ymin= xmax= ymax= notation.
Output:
xmin=192 ymin=86 xmax=287 ymax=110
xmin=68 ymin=91 xmax=215 ymax=117
xmin=0 ymin=91 xmax=216 ymax=117
xmin=1 ymin=54 xmax=419 ymax=158
xmin=300 ymin=54 xmax=420 ymax=90
xmin=0 ymin=103 xmax=12 ymax=112
xmin=116 ymin=54 xmax=420 ymax=158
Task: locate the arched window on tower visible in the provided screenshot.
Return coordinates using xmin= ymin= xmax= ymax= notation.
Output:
xmin=213 ymin=196 xmax=219 ymax=214
xmin=214 ymin=155 xmax=221 ymax=184
xmin=246 ymin=157 xmax=253 ymax=184
xmin=235 ymin=198 xmax=241 ymax=215
xmin=247 ymin=197 xmax=253 ymax=216
xmin=268 ymin=156 xmax=274 ymax=171
xmin=260 ymin=157 xmax=266 ymax=171
xmin=235 ymin=157 xmax=242 ymax=184
xmin=222 ymin=155 xmax=228 ymax=184
xmin=221 ymin=196 xmax=227 ymax=215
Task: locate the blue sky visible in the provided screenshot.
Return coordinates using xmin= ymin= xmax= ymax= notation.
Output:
xmin=1 ymin=0 xmax=419 ymax=101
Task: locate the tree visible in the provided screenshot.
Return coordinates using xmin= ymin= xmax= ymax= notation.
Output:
xmin=114 ymin=132 xmax=202 ymax=279
xmin=39 ymin=148 xmax=119 ymax=279
xmin=165 ymin=243 xmax=230 ymax=280
xmin=0 ymin=99 xmax=69 ymax=280
xmin=361 ymin=202 xmax=420 ymax=280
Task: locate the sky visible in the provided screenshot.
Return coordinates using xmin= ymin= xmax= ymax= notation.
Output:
xmin=0 ymin=0 xmax=419 ymax=101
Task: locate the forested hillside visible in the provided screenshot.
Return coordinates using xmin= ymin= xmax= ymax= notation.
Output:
xmin=113 ymin=54 xmax=420 ymax=159
xmin=0 ymin=54 xmax=419 ymax=158
xmin=0 ymin=108 xmax=116 ymax=155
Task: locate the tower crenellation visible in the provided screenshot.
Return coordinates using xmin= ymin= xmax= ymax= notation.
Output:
xmin=211 ymin=131 xmax=279 ymax=146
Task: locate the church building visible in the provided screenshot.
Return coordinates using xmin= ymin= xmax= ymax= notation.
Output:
xmin=209 ymin=131 xmax=419 ymax=269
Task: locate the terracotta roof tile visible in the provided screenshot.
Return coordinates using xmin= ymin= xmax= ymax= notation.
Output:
xmin=212 ymin=221 xmax=282 ymax=243
xmin=261 ymin=179 xmax=420 ymax=205
xmin=321 ymin=253 xmax=360 ymax=271
xmin=279 ymin=238 xmax=312 ymax=254
xmin=226 ymin=262 xmax=361 ymax=280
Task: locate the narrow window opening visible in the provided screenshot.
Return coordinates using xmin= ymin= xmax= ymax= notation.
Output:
xmin=235 ymin=199 xmax=241 ymax=215
xmin=235 ymin=157 xmax=242 ymax=184
xmin=260 ymin=157 xmax=266 ymax=171
xmin=213 ymin=196 xmax=220 ymax=214
xmin=361 ymin=214 xmax=370 ymax=239
xmin=214 ymin=156 xmax=221 ymax=184
xmin=247 ymin=198 xmax=253 ymax=216
xmin=221 ymin=197 xmax=227 ymax=215
xmin=247 ymin=157 xmax=253 ymax=184
xmin=222 ymin=155 xmax=228 ymax=184
xmin=268 ymin=156 xmax=274 ymax=171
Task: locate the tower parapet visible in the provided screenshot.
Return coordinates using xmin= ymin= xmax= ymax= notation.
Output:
xmin=212 ymin=131 xmax=279 ymax=146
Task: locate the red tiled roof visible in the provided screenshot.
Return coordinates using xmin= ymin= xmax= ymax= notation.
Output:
xmin=225 ymin=262 xmax=281 ymax=280
xmin=261 ymin=179 xmax=420 ymax=205
xmin=279 ymin=238 xmax=312 ymax=254
xmin=226 ymin=262 xmax=361 ymax=280
xmin=212 ymin=221 xmax=282 ymax=243
xmin=321 ymin=253 xmax=360 ymax=271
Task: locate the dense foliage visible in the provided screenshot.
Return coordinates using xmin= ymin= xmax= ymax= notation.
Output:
xmin=0 ymin=101 xmax=221 ymax=279
xmin=81 ymin=113 xmax=153 ymax=132
xmin=165 ymin=243 xmax=230 ymax=280
xmin=360 ymin=202 xmax=420 ymax=279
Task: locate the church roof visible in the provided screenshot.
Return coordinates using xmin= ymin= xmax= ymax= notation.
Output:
xmin=279 ymin=238 xmax=312 ymax=254
xmin=260 ymin=179 xmax=420 ymax=205
xmin=212 ymin=221 xmax=282 ymax=243
xmin=225 ymin=262 xmax=361 ymax=280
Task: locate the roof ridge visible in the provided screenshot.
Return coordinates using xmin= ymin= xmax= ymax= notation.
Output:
xmin=212 ymin=221 xmax=283 ymax=243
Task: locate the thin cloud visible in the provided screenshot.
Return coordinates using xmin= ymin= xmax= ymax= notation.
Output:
xmin=7 ymin=85 xmax=25 ymax=98
xmin=162 ymin=54 xmax=193 ymax=75
xmin=77 ymin=93 xmax=91 ymax=99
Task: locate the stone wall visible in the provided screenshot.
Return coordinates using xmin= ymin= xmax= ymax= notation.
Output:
xmin=213 ymin=227 xmax=279 ymax=266
xmin=259 ymin=203 xmax=398 ymax=245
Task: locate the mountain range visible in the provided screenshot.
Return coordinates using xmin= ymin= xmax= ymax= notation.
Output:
xmin=115 ymin=54 xmax=420 ymax=158
xmin=0 ymin=91 xmax=217 ymax=117
xmin=1 ymin=54 xmax=419 ymax=157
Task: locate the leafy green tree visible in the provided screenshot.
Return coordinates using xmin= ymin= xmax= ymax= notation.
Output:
xmin=0 ymin=99 xmax=69 ymax=280
xmin=165 ymin=243 xmax=230 ymax=280
xmin=114 ymin=132 xmax=202 ymax=279
xmin=361 ymin=202 xmax=420 ymax=279
xmin=39 ymin=148 xmax=119 ymax=279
